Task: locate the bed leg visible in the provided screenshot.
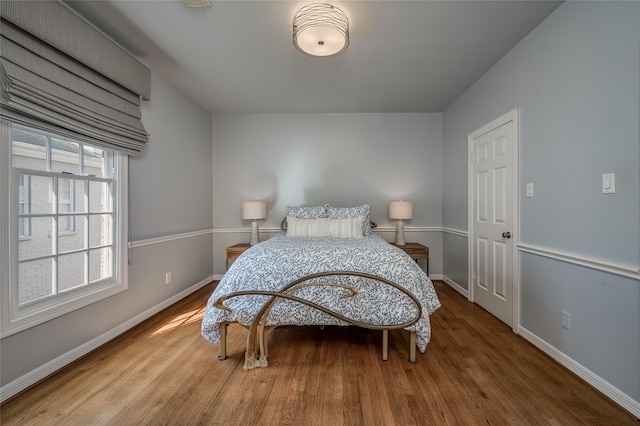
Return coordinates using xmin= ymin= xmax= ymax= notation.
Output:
xmin=258 ymin=324 xmax=269 ymax=360
xmin=382 ymin=330 xmax=389 ymax=361
xmin=218 ymin=322 xmax=228 ymax=361
xmin=408 ymin=331 xmax=417 ymax=364
xmin=264 ymin=328 xmax=269 ymax=357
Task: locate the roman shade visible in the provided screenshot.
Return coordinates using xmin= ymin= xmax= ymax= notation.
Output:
xmin=0 ymin=0 xmax=150 ymax=155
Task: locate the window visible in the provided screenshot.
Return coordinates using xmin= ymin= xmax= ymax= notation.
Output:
xmin=1 ymin=121 xmax=128 ymax=336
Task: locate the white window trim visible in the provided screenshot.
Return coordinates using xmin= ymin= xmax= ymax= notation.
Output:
xmin=0 ymin=121 xmax=129 ymax=338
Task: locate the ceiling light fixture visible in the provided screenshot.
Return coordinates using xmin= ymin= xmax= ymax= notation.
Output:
xmin=293 ymin=3 xmax=349 ymax=57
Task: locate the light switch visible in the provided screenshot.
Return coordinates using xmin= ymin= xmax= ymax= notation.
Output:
xmin=602 ymin=173 xmax=615 ymax=194
xmin=526 ymin=183 xmax=534 ymax=198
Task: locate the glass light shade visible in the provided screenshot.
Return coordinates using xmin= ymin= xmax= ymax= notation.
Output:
xmin=293 ymin=3 xmax=349 ymax=57
xmin=242 ymin=201 xmax=267 ymax=220
xmin=388 ymin=201 xmax=413 ymax=220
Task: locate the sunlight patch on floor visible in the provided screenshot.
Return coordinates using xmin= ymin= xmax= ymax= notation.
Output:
xmin=150 ymin=306 xmax=206 ymax=337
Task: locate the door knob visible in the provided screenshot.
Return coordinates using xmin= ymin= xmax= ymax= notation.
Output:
xmin=502 ymin=231 xmax=512 ymax=239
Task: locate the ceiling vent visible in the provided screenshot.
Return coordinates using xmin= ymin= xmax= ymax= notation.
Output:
xmin=181 ymin=0 xmax=211 ymax=7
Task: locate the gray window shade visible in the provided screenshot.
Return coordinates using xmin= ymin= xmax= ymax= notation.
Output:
xmin=0 ymin=1 xmax=150 ymax=155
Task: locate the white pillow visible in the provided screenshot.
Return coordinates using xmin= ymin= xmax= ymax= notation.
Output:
xmin=329 ymin=216 xmax=365 ymax=238
xmin=326 ymin=204 xmax=372 ymax=236
xmin=286 ymin=216 xmax=331 ymax=237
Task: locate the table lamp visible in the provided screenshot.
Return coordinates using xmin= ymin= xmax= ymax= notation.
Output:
xmin=242 ymin=201 xmax=267 ymax=245
xmin=388 ymin=201 xmax=412 ymax=246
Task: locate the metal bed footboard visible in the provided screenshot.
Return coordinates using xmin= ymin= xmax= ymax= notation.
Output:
xmin=214 ymin=271 xmax=422 ymax=369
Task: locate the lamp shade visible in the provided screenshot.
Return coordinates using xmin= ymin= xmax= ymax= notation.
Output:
xmin=388 ymin=201 xmax=413 ymax=220
xmin=293 ymin=3 xmax=349 ymax=57
xmin=242 ymin=201 xmax=267 ymax=220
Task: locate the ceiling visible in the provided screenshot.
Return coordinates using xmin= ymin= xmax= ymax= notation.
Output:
xmin=65 ymin=0 xmax=563 ymax=115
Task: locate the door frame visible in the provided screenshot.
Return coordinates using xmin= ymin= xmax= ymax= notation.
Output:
xmin=467 ymin=108 xmax=520 ymax=333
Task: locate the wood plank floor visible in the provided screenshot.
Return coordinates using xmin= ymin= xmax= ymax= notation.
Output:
xmin=1 ymin=281 xmax=637 ymax=425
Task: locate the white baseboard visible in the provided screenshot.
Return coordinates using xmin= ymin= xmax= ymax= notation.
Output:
xmin=518 ymin=326 xmax=640 ymax=419
xmin=441 ymin=275 xmax=469 ymax=298
xmin=0 ymin=275 xmax=215 ymax=404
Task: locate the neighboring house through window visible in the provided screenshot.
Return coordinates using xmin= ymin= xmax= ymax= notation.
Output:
xmin=57 ymin=178 xmax=76 ymax=234
xmin=1 ymin=122 xmax=129 ymax=336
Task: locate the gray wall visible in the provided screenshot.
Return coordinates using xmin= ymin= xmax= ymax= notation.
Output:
xmin=211 ymin=113 xmax=443 ymax=276
xmin=130 ymin=76 xmax=213 ymax=240
xmin=442 ymin=1 xmax=639 ymax=405
xmin=1 ymin=71 xmax=214 ymax=389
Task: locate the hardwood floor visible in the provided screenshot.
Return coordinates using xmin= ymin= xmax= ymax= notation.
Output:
xmin=1 ymin=281 xmax=637 ymax=425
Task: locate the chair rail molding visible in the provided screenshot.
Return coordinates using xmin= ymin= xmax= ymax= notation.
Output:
xmin=442 ymin=227 xmax=468 ymax=237
xmin=518 ymin=243 xmax=639 ymax=281
xmin=128 ymin=229 xmax=214 ymax=249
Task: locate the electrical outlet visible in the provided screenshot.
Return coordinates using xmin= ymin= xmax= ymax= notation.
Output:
xmin=165 ymin=272 xmax=172 ymax=284
xmin=561 ymin=311 xmax=571 ymax=330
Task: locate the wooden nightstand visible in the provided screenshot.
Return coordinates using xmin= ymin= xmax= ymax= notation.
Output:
xmin=226 ymin=243 xmax=251 ymax=270
xmin=392 ymin=242 xmax=429 ymax=276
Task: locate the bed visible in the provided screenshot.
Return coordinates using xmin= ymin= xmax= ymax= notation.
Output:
xmin=201 ymin=204 xmax=441 ymax=369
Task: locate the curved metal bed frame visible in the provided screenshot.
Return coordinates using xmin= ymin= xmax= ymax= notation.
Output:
xmin=213 ymin=271 xmax=423 ymax=369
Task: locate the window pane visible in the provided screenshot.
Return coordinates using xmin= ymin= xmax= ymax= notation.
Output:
xmin=21 ymin=175 xmax=53 ymax=214
xmin=89 ymin=181 xmax=112 ymax=213
xmin=19 ymin=217 xmax=31 ymax=238
xmin=58 ymin=178 xmax=86 ymax=213
xmin=58 ymin=216 xmax=86 ymax=252
xmin=19 ymin=258 xmax=54 ymax=305
xmin=58 ymin=253 xmax=86 ymax=291
xmin=84 ymin=146 xmax=110 ymax=178
xmin=12 ymin=127 xmax=47 ymax=171
xmin=51 ymin=138 xmax=80 ymax=174
xmin=89 ymin=214 xmax=111 ymax=248
xmin=19 ymin=217 xmax=55 ymax=260
xmin=89 ymin=248 xmax=112 ymax=282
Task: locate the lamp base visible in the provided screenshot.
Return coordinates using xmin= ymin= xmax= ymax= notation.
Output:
xmin=249 ymin=221 xmax=260 ymax=246
xmin=395 ymin=220 xmax=406 ymax=246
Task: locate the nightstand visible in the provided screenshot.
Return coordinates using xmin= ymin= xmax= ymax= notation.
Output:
xmin=392 ymin=242 xmax=429 ymax=276
xmin=226 ymin=243 xmax=251 ymax=270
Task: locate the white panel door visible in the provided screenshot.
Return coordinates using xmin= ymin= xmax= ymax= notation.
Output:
xmin=471 ymin=120 xmax=514 ymax=327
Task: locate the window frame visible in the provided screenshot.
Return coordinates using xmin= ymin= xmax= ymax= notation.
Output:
xmin=0 ymin=121 xmax=129 ymax=338
xmin=18 ymin=174 xmax=31 ymax=238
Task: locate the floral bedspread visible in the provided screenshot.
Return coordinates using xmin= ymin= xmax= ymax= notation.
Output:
xmin=201 ymin=234 xmax=441 ymax=352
